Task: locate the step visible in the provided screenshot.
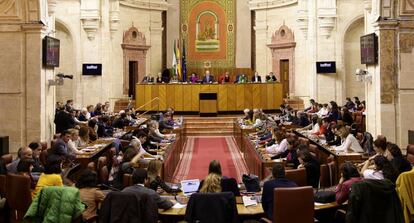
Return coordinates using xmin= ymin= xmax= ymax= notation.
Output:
xmin=186 ymin=130 xmax=234 ymax=136
xmin=184 ymin=119 xmax=235 ymax=124
xmin=185 ymin=127 xmax=234 ymax=132
xmin=184 ymin=123 xmax=235 ymax=127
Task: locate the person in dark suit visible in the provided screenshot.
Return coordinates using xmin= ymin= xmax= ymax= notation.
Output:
xmin=48 ymin=130 xmax=74 ymax=161
xmin=298 ymin=149 xmax=320 ymax=188
xmin=161 ymin=69 xmax=171 ymax=83
xmin=122 ymin=168 xmax=175 ymax=210
xmin=251 ymin=71 xmax=262 ymax=83
xmin=202 ymin=70 xmax=215 ymax=83
xmin=54 ymin=109 xmax=76 ymax=134
xmin=265 ymin=72 xmax=277 ymax=82
xmin=262 ymin=164 xmax=297 ymax=220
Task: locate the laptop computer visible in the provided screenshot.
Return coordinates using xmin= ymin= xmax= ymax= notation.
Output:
xmin=180 ymin=179 xmax=200 ymax=196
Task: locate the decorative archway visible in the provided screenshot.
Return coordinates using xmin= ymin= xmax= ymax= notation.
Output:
xmin=267 ymin=24 xmax=296 ymax=97
xmin=121 ymin=27 xmax=150 ymax=96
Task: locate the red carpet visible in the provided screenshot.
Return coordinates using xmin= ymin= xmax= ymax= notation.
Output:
xmin=172 ymin=136 xmax=248 ymax=183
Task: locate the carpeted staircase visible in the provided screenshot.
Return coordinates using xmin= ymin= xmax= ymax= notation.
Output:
xmin=184 ymin=116 xmax=236 ymax=136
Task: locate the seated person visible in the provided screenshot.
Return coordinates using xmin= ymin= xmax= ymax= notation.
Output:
xmin=356 ymin=131 xmax=374 ymax=155
xmin=112 ymin=147 xmax=142 ymax=189
xmin=87 ymin=119 xmax=98 ymax=141
xmin=129 ymin=131 xmax=160 ymax=163
xmin=199 ymin=173 xmax=222 ymax=193
xmin=66 ymin=129 xmax=84 ymax=156
xmin=7 ymin=147 xmax=33 ymax=173
xmin=189 ymin=72 xmax=199 ymax=83
xmin=76 ymin=169 xmax=105 ymax=221
xmin=198 ymin=160 xmax=240 ymax=196
xmin=357 ymin=137 xmax=388 ymax=169
xmin=17 ymin=159 xmax=36 ymax=189
xmin=251 ymin=71 xmax=262 ymax=83
xmin=293 ymin=111 xmax=311 ymax=127
xmin=298 ymin=114 xmax=319 ymax=134
xmin=386 ymin=143 xmax=412 ymax=175
xmin=218 ymin=72 xmax=231 ymax=84
xmin=28 ymin=141 xmax=44 ymax=173
xmin=147 ymin=160 xmax=181 ymax=194
xmin=122 ymin=168 xmax=175 ymax=210
xmin=333 ymin=126 xmax=364 ymax=153
xmin=48 ymin=130 xmax=74 ymax=161
xmin=262 ymin=164 xmax=297 ymax=220
xmin=335 ymin=162 xmax=362 ymax=204
xmin=272 ymin=135 xmax=300 ymax=168
xmin=325 ymin=122 xmax=341 ymax=146
xmin=340 ymin=107 xmax=353 ymax=126
xmin=313 ymin=118 xmax=328 ymax=137
xmin=265 ymin=72 xmax=277 ymax=82
xmin=361 ymin=155 xmax=398 ymax=182
xmin=202 ymin=70 xmax=215 ymax=83
xmin=97 ymin=115 xmax=114 ymax=138
xmin=32 ymin=156 xmax=63 ymax=198
xmin=261 ymin=131 xmax=288 ymax=156
xmin=297 ymin=149 xmax=320 ymax=188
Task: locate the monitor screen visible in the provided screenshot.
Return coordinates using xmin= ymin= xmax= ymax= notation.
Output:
xmin=360 ymin=33 xmax=378 ymax=65
xmin=43 ymin=36 xmax=60 ymax=68
xmin=82 ymin=64 xmax=102 ymax=76
xmin=316 ymin=61 xmax=336 ymax=73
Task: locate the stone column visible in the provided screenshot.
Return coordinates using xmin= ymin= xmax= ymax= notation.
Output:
xmin=254 ymin=12 xmax=269 ymax=75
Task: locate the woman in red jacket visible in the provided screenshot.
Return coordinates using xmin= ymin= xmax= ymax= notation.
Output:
xmin=335 ymin=162 xmax=363 ymax=204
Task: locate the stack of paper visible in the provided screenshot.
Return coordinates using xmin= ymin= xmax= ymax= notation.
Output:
xmin=242 ymin=196 xmax=258 ymax=207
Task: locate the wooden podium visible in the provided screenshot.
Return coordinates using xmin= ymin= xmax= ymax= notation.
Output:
xmin=199 ymin=93 xmax=217 ymax=117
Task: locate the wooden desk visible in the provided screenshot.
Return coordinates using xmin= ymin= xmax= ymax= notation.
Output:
xmin=158 ymin=198 xmax=342 ymax=217
xmin=75 ymin=138 xmax=115 ymax=169
xmin=135 ymin=83 xmax=283 ymax=112
xmin=162 ymin=127 xmax=185 ymax=182
xmin=294 ymin=130 xmax=367 ymax=180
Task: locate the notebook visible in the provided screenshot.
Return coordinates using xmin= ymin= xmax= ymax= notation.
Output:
xmin=180 ymin=179 xmax=200 ymax=196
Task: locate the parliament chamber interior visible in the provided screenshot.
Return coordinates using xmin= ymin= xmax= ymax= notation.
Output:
xmin=1 ymin=0 xmax=414 ymax=223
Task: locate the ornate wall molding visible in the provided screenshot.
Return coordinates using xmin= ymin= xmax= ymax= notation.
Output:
xmin=110 ymin=0 xmax=120 ymax=38
xmin=0 ymin=0 xmax=22 ymax=21
xmin=317 ymin=0 xmax=337 ymax=38
xmin=400 ymin=0 xmax=414 ymax=16
xmin=80 ymin=0 xmax=100 ymax=40
xmin=48 ymin=0 xmax=57 ymax=16
xmin=120 ymin=0 xmax=169 ymax=11
xmin=296 ymin=0 xmax=308 ymax=39
xmin=248 ymin=0 xmax=298 ymax=10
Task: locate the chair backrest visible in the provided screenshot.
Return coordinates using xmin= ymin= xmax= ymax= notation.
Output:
xmin=308 ymin=144 xmax=319 ymax=160
xmin=285 ymin=168 xmax=307 ymax=186
xmin=406 ymin=145 xmax=414 ymax=165
xmin=123 ymin=173 xmax=133 ymax=188
xmin=274 ymin=186 xmax=314 ymax=223
xmin=221 ymin=177 xmax=240 ymax=196
xmin=185 ymin=192 xmax=238 ymax=223
xmin=39 ymin=149 xmax=48 ymax=166
xmin=0 ymin=174 xmax=5 ymax=197
xmin=99 ymin=165 xmax=109 ymax=183
xmin=100 ymin=191 xmax=158 ymax=223
xmin=1 ymin=154 xmax=13 ymax=165
xmin=5 ymin=174 xmax=32 ymax=222
xmin=319 ymin=162 xmax=336 ymax=188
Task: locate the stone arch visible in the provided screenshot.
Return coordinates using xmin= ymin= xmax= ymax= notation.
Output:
xmin=121 ymin=27 xmax=150 ymax=96
xmin=343 ymin=17 xmax=365 ymax=99
xmin=267 ymin=24 xmax=296 ymax=97
xmin=55 ymin=20 xmax=76 ymax=104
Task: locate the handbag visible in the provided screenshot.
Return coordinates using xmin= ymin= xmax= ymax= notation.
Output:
xmin=242 ymin=174 xmax=261 ymax=192
xmin=314 ymin=190 xmax=336 ymax=203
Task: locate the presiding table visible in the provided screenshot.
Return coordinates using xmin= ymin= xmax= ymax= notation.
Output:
xmin=135 ymin=83 xmax=283 ymax=112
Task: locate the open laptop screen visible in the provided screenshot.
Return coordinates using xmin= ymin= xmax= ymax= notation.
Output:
xmin=180 ymin=179 xmax=200 ymax=195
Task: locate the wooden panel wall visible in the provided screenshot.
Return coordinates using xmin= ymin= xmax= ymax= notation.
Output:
xmin=135 ymin=83 xmax=283 ymax=112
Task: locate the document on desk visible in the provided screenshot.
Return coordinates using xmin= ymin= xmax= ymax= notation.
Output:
xmin=172 ymin=203 xmax=187 ymax=209
xmin=242 ymin=196 xmax=258 ymax=207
